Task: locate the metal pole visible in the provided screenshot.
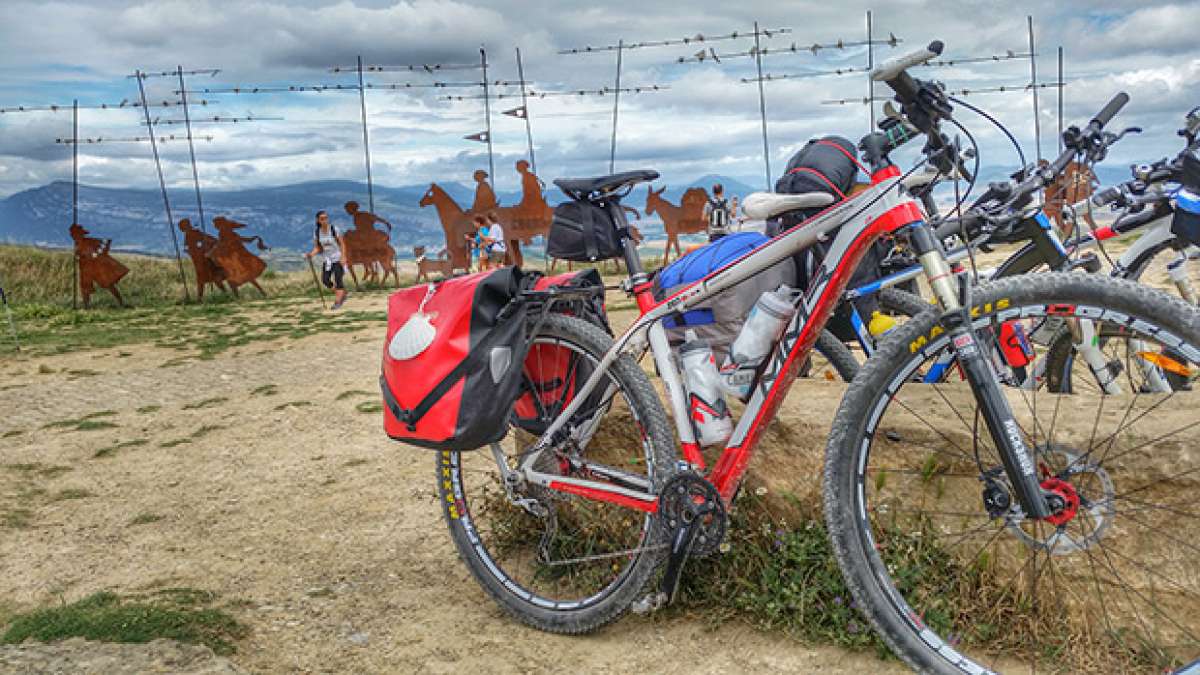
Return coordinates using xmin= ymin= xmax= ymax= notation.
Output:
xmin=866 ymin=10 xmax=875 ymax=132
xmin=1057 ymin=46 xmax=1064 ymax=153
xmin=177 ymin=66 xmax=206 ymax=232
xmin=135 ymin=70 xmax=191 ymax=302
xmin=356 ymin=55 xmax=375 ymax=214
xmin=1027 ymin=15 xmax=1042 ymax=162
xmin=753 ymin=21 xmax=771 ymax=189
xmin=609 ymin=39 xmax=623 ymax=174
xmin=515 ymin=47 xmax=537 ymax=175
xmin=72 ymin=98 xmax=78 ymax=311
xmin=480 ymin=47 xmax=495 ymax=186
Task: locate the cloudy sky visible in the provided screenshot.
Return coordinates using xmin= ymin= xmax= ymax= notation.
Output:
xmin=0 ymin=0 xmax=1197 ymax=198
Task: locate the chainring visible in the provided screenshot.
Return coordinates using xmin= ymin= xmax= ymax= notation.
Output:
xmin=657 ymin=472 xmax=727 ymax=558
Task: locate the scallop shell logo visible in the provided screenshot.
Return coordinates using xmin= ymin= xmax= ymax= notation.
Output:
xmin=388 ymin=312 xmax=437 ymax=360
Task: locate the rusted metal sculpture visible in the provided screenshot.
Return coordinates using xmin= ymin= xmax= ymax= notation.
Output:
xmin=420 ymin=161 xmax=555 ymax=271
xmin=645 ymin=185 xmax=708 ymax=265
xmin=178 ymin=218 xmax=229 ymax=301
xmin=210 ymin=216 xmax=269 ymax=297
xmin=70 ymin=223 xmax=128 ymax=308
xmin=342 ymin=201 xmax=399 ymax=289
xmin=1041 ymin=160 xmax=1098 ymax=237
xmin=414 ymin=246 xmax=453 ymax=282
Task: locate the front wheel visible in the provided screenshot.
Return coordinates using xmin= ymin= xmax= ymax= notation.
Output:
xmin=824 ymin=273 xmax=1200 ymax=673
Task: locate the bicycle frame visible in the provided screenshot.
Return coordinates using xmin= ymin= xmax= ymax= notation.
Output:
xmin=513 ymin=169 xmax=926 ymax=512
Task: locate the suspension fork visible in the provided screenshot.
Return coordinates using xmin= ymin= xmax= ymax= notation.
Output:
xmin=910 ymin=225 xmax=1052 ymax=520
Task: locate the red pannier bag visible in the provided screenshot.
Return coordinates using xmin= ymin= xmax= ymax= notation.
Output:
xmin=380 ymin=267 xmax=527 ymax=450
xmin=512 ymin=269 xmax=610 ymax=435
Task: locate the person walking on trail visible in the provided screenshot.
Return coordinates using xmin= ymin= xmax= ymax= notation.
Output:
xmin=484 ymin=212 xmax=508 ymax=269
xmin=304 ymin=210 xmax=349 ymax=310
xmin=705 ymin=183 xmax=731 ymax=242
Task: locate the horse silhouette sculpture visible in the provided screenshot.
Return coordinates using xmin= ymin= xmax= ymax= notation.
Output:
xmin=413 ymin=246 xmax=453 ymax=282
xmin=419 ymin=162 xmax=555 ymax=271
xmin=342 ymin=201 xmax=399 ymax=289
xmin=210 ymin=216 xmax=269 ymax=297
xmin=70 ymin=223 xmax=128 ymax=308
xmin=179 ymin=218 xmax=229 ymax=301
xmin=645 ymin=185 xmax=709 ymax=266
xmin=1041 ymin=160 xmax=1098 ymax=237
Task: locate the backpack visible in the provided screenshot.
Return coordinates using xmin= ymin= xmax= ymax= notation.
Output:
xmin=381 ymin=267 xmax=529 ymax=450
xmin=652 ymin=232 xmax=794 ymax=360
xmin=708 ymin=197 xmax=730 ymax=233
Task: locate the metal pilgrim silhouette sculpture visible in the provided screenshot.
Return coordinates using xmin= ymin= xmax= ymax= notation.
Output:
xmin=645 ymin=185 xmax=709 ymax=265
xmin=342 ymin=201 xmax=400 ymax=288
xmin=70 ymin=223 xmax=129 ymax=308
xmin=210 ymin=216 xmax=270 ymax=297
xmin=413 ymin=246 xmax=453 ymax=282
xmin=1041 ymin=160 xmax=1098 ymax=237
xmin=178 ymin=218 xmax=229 ymax=301
xmin=419 ymin=161 xmax=554 ymax=271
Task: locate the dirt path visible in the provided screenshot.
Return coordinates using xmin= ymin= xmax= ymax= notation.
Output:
xmin=0 ymin=292 xmax=904 ymax=674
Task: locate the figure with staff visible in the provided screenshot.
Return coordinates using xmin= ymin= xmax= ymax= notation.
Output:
xmin=304 ymin=210 xmax=349 ymax=310
xmin=209 ymin=216 xmax=269 ymax=297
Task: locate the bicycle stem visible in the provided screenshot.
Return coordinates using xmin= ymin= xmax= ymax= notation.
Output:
xmin=910 ymin=225 xmax=1053 ymax=520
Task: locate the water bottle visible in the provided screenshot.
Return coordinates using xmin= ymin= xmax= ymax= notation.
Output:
xmin=720 ymin=286 xmax=795 ymax=400
xmin=680 ymin=330 xmax=733 ymax=447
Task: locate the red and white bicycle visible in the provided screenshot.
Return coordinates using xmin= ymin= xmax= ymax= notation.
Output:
xmin=436 ymin=42 xmax=1200 ymax=674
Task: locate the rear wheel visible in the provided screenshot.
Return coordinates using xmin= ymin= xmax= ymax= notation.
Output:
xmin=825 ymin=273 xmax=1200 ymax=673
xmin=439 ymin=314 xmax=677 ymax=634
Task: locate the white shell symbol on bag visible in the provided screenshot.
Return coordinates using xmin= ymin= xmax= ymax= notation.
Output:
xmin=389 ymin=313 xmax=437 ymax=360
xmin=389 ymin=283 xmax=439 ymax=361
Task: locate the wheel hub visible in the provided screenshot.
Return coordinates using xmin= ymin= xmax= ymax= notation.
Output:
xmin=1004 ymin=444 xmax=1116 ymax=555
xmin=1040 ymin=477 xmax=1080 ymax=526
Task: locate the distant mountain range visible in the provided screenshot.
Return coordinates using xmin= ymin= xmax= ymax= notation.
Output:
xmin=0 ymin=174 xmax=759 ymax=256
xmin=0 ymin=165 xmax=1141 ymax=256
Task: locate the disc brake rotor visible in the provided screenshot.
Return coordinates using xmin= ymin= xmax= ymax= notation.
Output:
xmin=1006 ymin=444 xmax=1116 ymax=555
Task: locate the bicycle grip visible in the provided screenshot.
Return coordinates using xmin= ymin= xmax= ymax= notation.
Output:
xmin=1091 ymin=92 xmax=1130 ymax=130
xmin=871 ymin=40 xmax=944 ymax=83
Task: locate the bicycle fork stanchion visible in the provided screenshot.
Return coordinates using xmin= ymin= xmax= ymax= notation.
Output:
xmin=911 ymin=225 xmax=1053 ymax=520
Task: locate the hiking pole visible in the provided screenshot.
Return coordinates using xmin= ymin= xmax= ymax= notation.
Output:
xmin=306 ymin=256 xmax=327 ymax=309
xmin=0 ymin=279 xmax=21 ymax=354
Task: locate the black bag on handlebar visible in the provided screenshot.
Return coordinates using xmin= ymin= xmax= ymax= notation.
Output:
xmin=547 ymin=200 xmax=623 ymax=262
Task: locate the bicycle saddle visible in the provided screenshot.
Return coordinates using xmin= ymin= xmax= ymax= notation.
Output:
xmin=554 ymin=170 xmax=660 ymax=200
xmin=741 ymin=191 xmax=836 ymax=220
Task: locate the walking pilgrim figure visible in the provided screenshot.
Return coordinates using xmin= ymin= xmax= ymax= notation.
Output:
xmin=342 ymin=201 xmax=400 ymax=288
xmin=69 ymin=223 xmax=128 ymax=308
xmin=209 ymin=216 xmax=270 ymax=297
xmin=179 ymin=218 xmax=229 ymax=301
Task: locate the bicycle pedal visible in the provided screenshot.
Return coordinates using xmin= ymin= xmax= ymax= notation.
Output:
xmin=631 ymin=591 xmax=668 ymax=615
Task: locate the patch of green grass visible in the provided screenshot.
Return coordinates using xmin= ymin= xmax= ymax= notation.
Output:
xmin=37 ymin=465 xmax=73 ymax=478
xmin=136 ymin=405 xmax=162 ymax=414
xmin=190 ymin=425 xmax=223 ymax=439
xmin=335 ymin=389 xmax=373 ymax=401
xmin=0 ymin=590 xmax=247 ymax=655
xmin=37 ymin=364 xmax=54 ymax=374
xmin=274 ymin=400 xmax=313 ymax=411
xmin=93 ymin=439 xmax=149 ymax=459
xmin=250 ymin=384 xmax=278 ymax=397
xmin=354 ymin=401 xmax=382 ymax=414
xmin=2 ymin=430 xmax=24 ymax=438
xmin=2 ymin=463 xmax=41 ymax=473
xmin=182 ymin=397 xmax=228 ymax=410
xmin=51 ymin=488 xmax=93 ymax=501
xmin=74 ymin=420 xmax=118 ymax=432
xmin=1 ymin=508 xmax=33 ymax=529
xmin=343 ymin=458 xmax=369 ymax=467
xmin=159 ymin=438 xmax=191 ymax=449
xmin=128 ymin=513 xmax=164 ymax=526
xmin=66 ymin=368 xmax=100 ymax=379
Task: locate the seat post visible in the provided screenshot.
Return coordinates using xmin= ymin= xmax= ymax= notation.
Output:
xmin=612 ymin=204 xmax=645 ymax=278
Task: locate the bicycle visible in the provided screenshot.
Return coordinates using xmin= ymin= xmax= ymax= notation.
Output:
xmin=432 ymin=41 xmax=1200 ymax=673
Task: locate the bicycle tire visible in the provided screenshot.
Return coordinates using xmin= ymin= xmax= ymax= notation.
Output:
xmin=824 ymin=273 xmax=1200 ymax=673
xmin=812 ymin=328 xmax=861 ymax=382
xmin=438 ymin=313 xmax=677 ymax=634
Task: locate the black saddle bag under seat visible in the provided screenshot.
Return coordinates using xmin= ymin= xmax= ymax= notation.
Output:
xmin=547 ymin=199 xmax=624 ymax=262
xmin=381 ymin=266 xmax=528 ymax=451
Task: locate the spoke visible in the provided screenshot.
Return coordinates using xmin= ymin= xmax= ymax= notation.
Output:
xmin=1114 ymin=494 xmax=1200 ymax=521
xmin=1087 ymin=417 xmax=1200 ymax=475
xmin=1046 ymin=388 xmax=1064 ymax=448
xmin=890 ymin=394 xmax=978 ymax=465
xmin=867 ymin=466 xmax=986 ymax=479
xmin=1119 ymin=510 xmax=1200 ymax=559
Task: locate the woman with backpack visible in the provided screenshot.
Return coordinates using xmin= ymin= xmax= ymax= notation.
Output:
xmin=705 ymin=183 xmax=731 ymax=242
xmin=304 ymin=210 xmax=349 ymax=309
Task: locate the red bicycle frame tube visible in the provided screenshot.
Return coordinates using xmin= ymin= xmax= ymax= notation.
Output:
xmin=551 ymin=178 xmax=925 ymax=512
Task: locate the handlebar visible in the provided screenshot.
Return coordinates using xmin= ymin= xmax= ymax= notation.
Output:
xmin=1091 ymin=93 xmax=1131 ymax=130
xmin=871 ymin=41 xmax=944 ymax=85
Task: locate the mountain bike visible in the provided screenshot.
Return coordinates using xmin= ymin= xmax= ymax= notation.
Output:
xmin=434 ymin=42 xmax=1200 ymax=673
